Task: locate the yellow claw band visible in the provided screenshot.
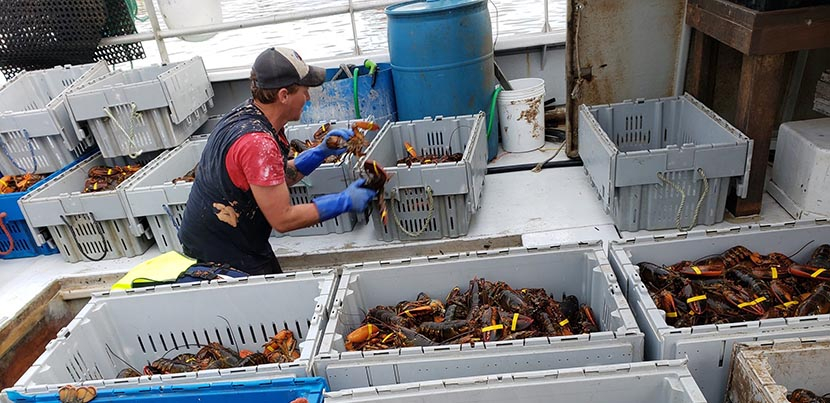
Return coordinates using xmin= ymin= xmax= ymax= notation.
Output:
xmin=811 ymin=269 xmax=826 ymax=278
xmin=738 ymin=297 xmax=766 ymax=309
xmin=367 ymin=324 xmax=374 ymax=333
xmin=382 ymin=333 xmax=394 ymax=343
xmin=481 ymin=324 xmax=504 ymax=332
xmin=403 ymin=310 xmax=414 ymax=318
xmin=783 ymin=300 xmax=799 ymax=307
xmin=665 ymin=312 xmax=678 ymax=318
xmin=107 ymin=169 xmax=113 ymax=175
xmin=511 ymin=313 xmax=519 ymax=331
xmin=558 ymin=319 xmax=569 ymax=327
xmin=687 ymin=295 xmax=707 ymax=303
xmin=771 ymin=266 xmax=778 ymax=279
xmin=691 ymin=266 xmax=702 ymax=275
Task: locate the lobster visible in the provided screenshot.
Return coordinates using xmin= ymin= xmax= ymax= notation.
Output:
xmin=360 ymin=159 xmax=390 ymax=225
xmin=0 ymin=173 xmax=43 ymax=193
xmin=417 ymin=320 xmax=471 ymax=342
xmin=262 ymin=329 xmax=301 ymax=363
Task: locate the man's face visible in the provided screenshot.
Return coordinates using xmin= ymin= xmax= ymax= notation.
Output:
xmin=287 ymin=86 xmax=310 ymax=121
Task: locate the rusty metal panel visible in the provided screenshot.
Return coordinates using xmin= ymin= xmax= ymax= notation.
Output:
xmin=566 ymin=0 xmax=687 ymax=158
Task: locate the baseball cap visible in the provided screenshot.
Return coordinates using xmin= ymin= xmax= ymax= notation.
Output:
xmin=252 ymin=47 xmax=326 ymax=89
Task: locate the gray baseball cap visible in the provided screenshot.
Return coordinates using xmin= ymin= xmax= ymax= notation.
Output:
xmin=252 ymin=47 xmax=326 ymax=89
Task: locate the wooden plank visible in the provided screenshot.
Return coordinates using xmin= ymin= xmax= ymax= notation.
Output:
xmin=687 ymin=0 xmax=830 ymax=55
xmin=685 ymin=29 xmax=719 ymax=106
xmin=727 ymin=53 xmax=788 ymax=217
xmin=686 ymin=1 xmax=754 ymax=53
xmin=749 ymin=6 xmax=830 ymax=54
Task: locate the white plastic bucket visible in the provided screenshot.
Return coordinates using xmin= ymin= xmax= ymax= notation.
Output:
xmin=497 ymin=78 xmax=546 ymax=152
xmin=158 ymin=0 xmax=223 ymax=42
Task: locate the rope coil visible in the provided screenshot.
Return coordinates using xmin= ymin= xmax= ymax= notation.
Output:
xmin=657 ymin=168 xmax=710 ymax=232
xmin=60 ymin=213 xmax=108 ymax=261
xmin=391 ymin=186 xmax=435 ymax=238
xmin=104 ymin=103 xmax=144 ymax=159
xmin=0 ymin=128 xmax=39 ymax=174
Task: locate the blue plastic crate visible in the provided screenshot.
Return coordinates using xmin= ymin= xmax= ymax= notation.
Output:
xmin=0 ymin=148 xmax=97 ymax=259
xmin=4 ymin=377 xmax=327 ymax=403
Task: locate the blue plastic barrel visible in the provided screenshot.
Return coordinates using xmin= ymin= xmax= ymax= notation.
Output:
xmin=386 ymin=0 xmax=498 ymax=160
xmin=301 ymin=63 xmax=397 ymax=128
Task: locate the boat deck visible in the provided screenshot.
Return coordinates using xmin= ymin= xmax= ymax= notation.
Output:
xmin=0 ymin=139 xmax=800 ymax=328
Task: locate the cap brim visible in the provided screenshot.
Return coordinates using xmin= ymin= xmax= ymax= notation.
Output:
xmin=297 ymin=65 xmax=326 ymax=87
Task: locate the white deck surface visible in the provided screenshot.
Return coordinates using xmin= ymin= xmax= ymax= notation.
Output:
xmin=0 ymin=141 xmax=801 ymax=330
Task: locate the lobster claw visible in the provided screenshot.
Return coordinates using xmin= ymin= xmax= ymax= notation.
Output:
xmin=788 ymin=264 xmax=830 ymax=281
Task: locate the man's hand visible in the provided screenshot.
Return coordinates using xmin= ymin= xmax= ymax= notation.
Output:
xmin=289 ymin=398 xmax=308 ymax=403
xmin=319 ymin=128 xmax=352 ymax=157
xmin=294 ymin=128 xmax=353 ymax=175
xmin=312 ymin=178 xmax=377 ymax=222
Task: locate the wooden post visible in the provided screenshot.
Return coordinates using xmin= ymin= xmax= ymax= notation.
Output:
xmin=727 ymin=53 xmax=788 ymax=216
xmin=685 ymin=29 xmax=718 ymax=106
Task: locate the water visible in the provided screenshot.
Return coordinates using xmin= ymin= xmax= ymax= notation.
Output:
xmin=130 ymin=0 xmax=567 ymax=70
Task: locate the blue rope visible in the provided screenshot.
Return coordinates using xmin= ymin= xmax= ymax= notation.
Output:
xmin=0 ymin=129 xmax=38 ymax=174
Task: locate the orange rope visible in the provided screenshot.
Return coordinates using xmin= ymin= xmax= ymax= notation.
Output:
xmin=0 ymin=212 xmax=14 ymax=256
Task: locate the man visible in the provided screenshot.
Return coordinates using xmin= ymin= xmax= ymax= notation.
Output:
xmin=178 ymin=47 xmax=376 ymax=276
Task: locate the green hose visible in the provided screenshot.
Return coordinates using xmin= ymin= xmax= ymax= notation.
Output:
xmin=353 ymin=67 xmax=361 ymax=119
xmin=124 ymin=0 xmax=149 ymax=22
xmin=487 ymin=85 xmax=503 ymax=139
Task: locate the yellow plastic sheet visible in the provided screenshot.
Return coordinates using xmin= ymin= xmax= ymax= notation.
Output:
xmin=111 ymin=251 xmax=196 ymax=290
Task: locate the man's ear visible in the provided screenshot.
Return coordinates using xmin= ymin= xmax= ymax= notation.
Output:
xmin=277 ymin=88 xmax=289 ymax=103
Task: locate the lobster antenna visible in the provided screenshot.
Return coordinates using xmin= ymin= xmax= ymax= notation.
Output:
xmin=105 ymin=343 xmax=141 ymax=375
xmin=217 ymin=315 xmax=241 ymax=357
xmin=789 ymin=240 xmax=815 ymax=260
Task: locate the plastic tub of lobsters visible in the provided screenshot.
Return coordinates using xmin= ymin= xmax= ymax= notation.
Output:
xmin=18 ymin=150 xmax=162 ymax=262
xmin=727 ymin=336 xmax=830 ymax=403
xmin=324 ymin=360 xmax=705 ymax=402
xmin=279 ymin=119 xmax=382 ymax=237
xmin=607 ymin=219 xmax=830 ymax=403
xmin=2 ymin=271 xmax=336 ymax=401
xmin=313 ymin=242 xmax=644 ymax=391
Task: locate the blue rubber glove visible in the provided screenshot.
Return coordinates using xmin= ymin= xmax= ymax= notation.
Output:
xmin=313 ymin=178 xmax=377 ymax=222
xmin=293 ymin=128 xmax=353 ymax=176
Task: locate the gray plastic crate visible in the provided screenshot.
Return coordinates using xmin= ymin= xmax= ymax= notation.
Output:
xmin=17 ymin=151 xmax=159 ymax=262
xmin=121 ymin=137 xmax=206 ymax=252
xmin=579 ymin=93 xmax=753 ymax=232
xmin=279 ymin=119 xmax=382 ymax=237
xmin=66 ymin=57 xmax=213 ymax=159
xmin=313 ymin=242 xmax=643 ymax=391
xmin=727 ymin=337 xmax=830 ymax=403
xmin=360 ymin=113 xmax=487 ymax=241
xmin=5 ymin=271 xmax=335 ymax=396
xmin=0 ymin=62 xmax=108 ymax=174
xmin=325 ymin=360 xmax=705 ymax=402
xmin=607 ymin=219 xmax=830 ymax=403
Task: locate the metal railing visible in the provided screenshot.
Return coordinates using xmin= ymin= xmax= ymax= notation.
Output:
xmin=100 ymin=0 xmax=555 ymax=64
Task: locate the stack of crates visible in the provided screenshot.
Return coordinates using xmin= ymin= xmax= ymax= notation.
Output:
xmin=0 ymin=151 xmax=92 ymax=259
xmin=16 ymin=57 xmax=215 ymax=262
xmin=0 ymin=62 xmax=108 ymax=175
xmin=361 ymin=112 xmax=487 ymax=241
xmin=608 ymin=219 xmax=830 ymax=403
xmin=325 ymin=360 xmax=705 ymax=402
xmin=66 ymin=56 xmax=213 ymax=159
xmin=313 ymin=242 xmax=643 ymax=390
xmin=3 ymin=271 xmax=336 ymax=400
xmin=0 ymin=62 xmax=109 ymax=259
xmin=579 ymin=93 xmax=752 ymax=232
